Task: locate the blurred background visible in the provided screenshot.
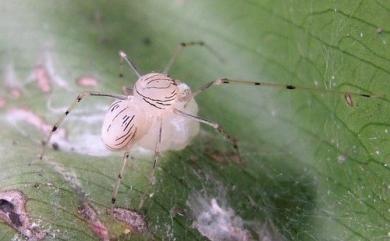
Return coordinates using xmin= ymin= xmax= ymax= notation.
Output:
xmin=0 ymin=1 xmax=389 ymax=240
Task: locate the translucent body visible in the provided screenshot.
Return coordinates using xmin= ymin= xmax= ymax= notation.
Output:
xmin=101 ymin=73 xmax=199 ymax=152
xmin=40 ymin=44 xmax=379 ymax=208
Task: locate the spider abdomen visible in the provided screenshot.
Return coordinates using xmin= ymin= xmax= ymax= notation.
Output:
xmin=101 ymin=98 xmax=150 ymax=150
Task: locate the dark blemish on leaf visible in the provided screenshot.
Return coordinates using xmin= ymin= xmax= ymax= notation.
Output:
xmin=52 ymin=142 xmax=59 ymax=151
xmin=0 ymin=199 xmax=15 ymax=213
xmin=206 ymin=148 xmax=241 ymax=165
xmin=9 ymin=211 xmax=22 ymax=227
xmin=142 ymin=37 xmax=152 ymax=46
xmin=111 ymin=207 xmax=147 ymax=234
xmin=52 ymin=126 xmax=57 ymax=132
xmin=0 ymin=190 xmax=46 ymax=240
xmin=78 ymin=201 xmax=110 ymax=241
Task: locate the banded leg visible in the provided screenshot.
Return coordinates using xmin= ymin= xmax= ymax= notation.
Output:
xmin=112 ymin=151 xmax=130 ymax=207
xmin=118 ymin=53 xmax=134 ymax=95
xmin=138 ymin=117 xmax=163 ymax=209
xmin=153 ymin=117 xmax=163 ymax=168
xmin=163 ymin=41 xmax=224 ymax=74
xmin=119 ymin=50 xmax=142 ymax=78
xmin=191 ymin=78 xmax=382 ymax=103
xmin=174 ymin=108 xmax=242 ymax=162
xmin=39 ymin=91 xmax=127 ymax=160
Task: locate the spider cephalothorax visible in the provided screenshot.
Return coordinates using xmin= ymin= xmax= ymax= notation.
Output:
xmin=134 ymin=73 xmax=179 ymax=110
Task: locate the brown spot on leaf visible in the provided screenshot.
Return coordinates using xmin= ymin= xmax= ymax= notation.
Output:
xmin=111 ymin=207 xmax=147 ymax=234
xmin=207 ymin=148 xmax=242 ymax=165
xmin=0 ymin=190 xmax=46 ymax=240
xmin=34 ymin=64 xmax=52 ymax=93
xmin=0 ymin=97 xmax=6 ymax=108
xmin=76 ymin=75 xmax=99 ymax=87
xmin=78 ymin=201 xmax=110 ymax=241
xmin=10 ymin=88 xmax=22 ymax=99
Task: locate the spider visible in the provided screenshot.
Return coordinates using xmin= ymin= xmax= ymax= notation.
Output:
xmin=39 ymin=41 xmax=379 ymax=207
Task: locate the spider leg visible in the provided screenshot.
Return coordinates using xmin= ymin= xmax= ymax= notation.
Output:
xmin=38 ymin=91 xmax=127 ymax=160
xmin=153 ymin=117 xmax=163 ymax=169
xmin=119 ymin=51 xmax=142 ymax=78
xmin=163 ymin=41 xmax=223 ymax=74
xmin=191 ymin=78 xmax=383 ymax=103
xmin=111 ymin=151 xmax=130 ymax=207
xmin=174 ymin=108 xmax=242 ymax=163
xmin=138 ymin=117 xmax=163 ymax=209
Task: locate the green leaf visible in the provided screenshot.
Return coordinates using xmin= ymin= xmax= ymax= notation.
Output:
xmin=0 ymin=0 xmax=389 ymax=240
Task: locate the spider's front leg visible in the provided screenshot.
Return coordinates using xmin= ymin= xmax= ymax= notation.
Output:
xmin=38 ymin=91 xmax=127 ymax=161
xmin=191 ymin=78 xmax=380 ymax=102
xmin=163 ymin=41 xmax=223 ymax=74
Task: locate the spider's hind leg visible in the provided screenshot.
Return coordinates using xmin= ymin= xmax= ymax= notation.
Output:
xmin=137 ymin=117 xmax=163 ymax=209
xmin=174 ymin=108 xmax=242 ymax=163
xmin=111 ymin=151 xmax=131 ymax=208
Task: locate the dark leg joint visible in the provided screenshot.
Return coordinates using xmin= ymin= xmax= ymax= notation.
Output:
xmin=52 ymin=143 xmax=59 ymax=150
xmin=221 ymin=78 xmax=229 ymax=84
xmin=118 ymin=174 xmax=122 ymax=179
xmin=286 ymin=85 xmax=296 ymax=90
xmin=52 ymin=126 xmax=58 ymax=132
xmin=111 ymin=198 xmax=116 ymax=204
xmin=65 ymin=110 xmax=69 ymax=115
xmin=153 ymin=156 xmax=159 ymax=168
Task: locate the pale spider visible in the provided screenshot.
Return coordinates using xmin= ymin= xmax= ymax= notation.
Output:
xmin=39 ymin=41 xmax=378 ymax=207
